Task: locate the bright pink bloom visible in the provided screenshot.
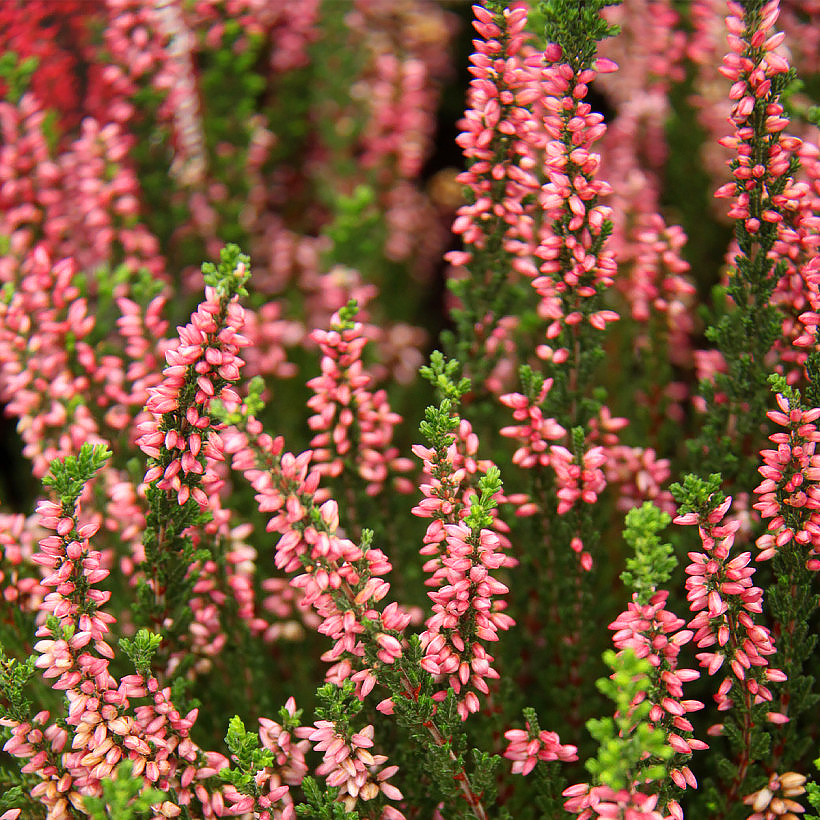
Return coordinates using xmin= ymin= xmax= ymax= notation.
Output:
xmin=609 ymin=591 xmax=706 ymax=801
xmin=137 ymin=275 xmax=250 ymax=510
xmin=753 ymin=392 xmax=820 ymax=565
xmin=676 ymin=494 xmax=786 ymax=727
xmin=307 ymin=309 xmax=412 ymax=496
xmin=308 ymin=720 xmax=406 ymax=818
xmin=503 ymin=724 xmax=577 ymax=775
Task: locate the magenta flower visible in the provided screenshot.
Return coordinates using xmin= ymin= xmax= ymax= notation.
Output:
xmin=137 ymin=268 xmax=250 ymax=509
xmin=307 ymin=306 xmax=412 ymax=496
xmin=308 ymin=720 xmax=405 ymax=818
xmin=503 ymin=723 xmax=577 ymax=775
xmin=676 ymin=495 xmax=786 ymax=726
xmin=753 ymin=392 xmax=820 ymax=566
xmin=609 ymin=590 xmax=707 ymax=800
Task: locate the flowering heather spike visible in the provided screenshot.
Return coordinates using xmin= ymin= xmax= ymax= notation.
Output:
xmin=503 ymin=720 xmax=578 ymax=775
xmin=137 ymin=245 xmax=250 ymax=510
xmin=714 ymin=0 xmax=799 ymax=239
xmin=564 ymin=649 xmax=675 ymax=820
xmin=444 ymin=2 xmax=541 ymax=379
xmin=528 ymin=28 xmax=619 ymax=364
xmin=222 ymin=410 xmax=411 ymax=697
xmin=753 ymin=391 xmax=820 ymax=565
xmin=5 ymin=445 xmax=230 ymax=817
xmin=0 ymin=512 xmax=45 ymax=616
xmin=675 ymin=489 xmax=784 ymax=715
xmin=627 ymin=216 xmax=695 ymax=371
xmin=673 ymin=474 xmax=787 ymax=807
xmin=413 ymin=399 xmax=515 ymax=718
xmin=447 ymin=3 xmax=538 ymax=270
xmin=609 ymin=591 xmax=707 ymax=804
xmin=0 ymin=248 xmax=106 ymax=479
xmin=307 ymin=301 xmax=412 ymax=497
xmin=222 ymin=702 xmax=310 ymax=819
xmin=499 ymin=377 xmax=565 ymax=473
xmin=308 ymin=719 xmax=406 ymax=818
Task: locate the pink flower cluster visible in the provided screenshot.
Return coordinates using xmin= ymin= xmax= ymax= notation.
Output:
xmin=714 ymin=0 xmax=802 ymax=236
xmin=224 ymin=418 xmax=411 ymax=697
xmin=412 ymin=419 xmax=515 ymax=718
xmin=563 ymin=782 xmax=668 ymax=820
xmin=4 ymin=490 xmax=233 ymax=818
xmin=0 ymin=248 xmax=106 ymax=479
xmin=676 ymin=496 xmax=786 ymax=727
xmin=503 ymin=723 xmax=578 ymax=775
xmin=225 ymin=698 xmax=310 ymax=820
xmin=0 ymin=512 xmax=44 ymax=613
xmin=529 ymin=47 xmax=620 ymax=359
xmin=309 ymin=720 xmax=405 ymax=819
xmin=419 ymin=518 xmax=514 ymax=719
xmin=609 ymin=591 xmax=707 ymax=808
xmin=499 ymin=379 xmax=564 ymax=474
xmin=753 ymin=392 xmax=820 ymax=566
xmin=307 ymin=309 xmax=412 ymax=495
xmin=550 ymin=444 xmax=608 ymax=517
xmin=446 ymin=4 xmax=538 ymax=269
xmin=138 ymin=275 xmax=249 ymax=509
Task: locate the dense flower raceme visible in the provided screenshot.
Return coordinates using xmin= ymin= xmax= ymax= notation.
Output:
xmin=0 ymin=512 xmax=44 ymax=614
xmin=770 ymin=141 xmax=820 ymax=375
xmin=608 ymin=592 xmax=707 ymax=808
xmin=222 ymin=408 xmax=492 ymax=816
xmin=562 ymin=782 xmax=668 ymax=820
xmin=713 ymin=0 xmax=803 ymax=238
xmin=503 ymin=724 xmax=578 ymax=775
xmin=137 ymin=271 xmax=250 ymax=510
xmin=222 ymin=416 xmax=411 ymax=699
xmin=0 ymin=81 xmax=164 ymax=280
xmin=753 ymin=392 xmax=820 ymax=566
xmin=446 ymin=4 xmax=539 ymax=270
xmin=223 ymin=697 xmax=311 ymax=820
xmin=412 ymin=415 xmax=516 ymax=718
xmin=0 ymin=247 xmax=105 ymax=479
xmin=308 ymin=720 xmax=405 ymax=819
xmin=527 ymin=44 xmax=620 ymax=361
xmin=3 ymin=475 xmax=233 ymax=819
xmin=675 ymin=496 xmax=786 ymax=726
xmin=307 ymin=307 xmax=413 ymax=495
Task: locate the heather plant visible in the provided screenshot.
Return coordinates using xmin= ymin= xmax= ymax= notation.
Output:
xmin=1 ymin=1 xmax=820 ymax=819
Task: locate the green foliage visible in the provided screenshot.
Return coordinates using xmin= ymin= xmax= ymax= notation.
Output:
xmin=420 ymin=352 xmax=471 ymax=405
xmin=296 ymin=777 xmax=360 ymax=820
xmin=118 ymin=629 xmax=163 ymax=678
xmin=585 ymin=649 xmax=673 ymax=792
xmin=465 ymin=466 xmax=503 ymax=531
xmin=536 ymin=0 xmax=621 ymax=71
xmin=219 ymin=715 xmax=275 ymax=795
xmin=335 ymin=298 xmax=359 ymax=331
xmin=81 ymin=761 xmax=164 ymax=820
xmin=807 ymin=756 xmax=820 ymax=820
xmin=201 ymin=243 xmax=251 ymax=299
xmin=0 ymin=643 xmax=37 ymax=724
xmin=42 ymin=443 xmax=112 ymax=510
xmin=620 ymin=503 xmax=675 ymax=605
xmin=669 ymin=472 xmax=724 ymax=515
xmin=321 ymin=186 xmax=382 ymax=279
xmin=0 ymin=51 xmax=38 ymax=104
